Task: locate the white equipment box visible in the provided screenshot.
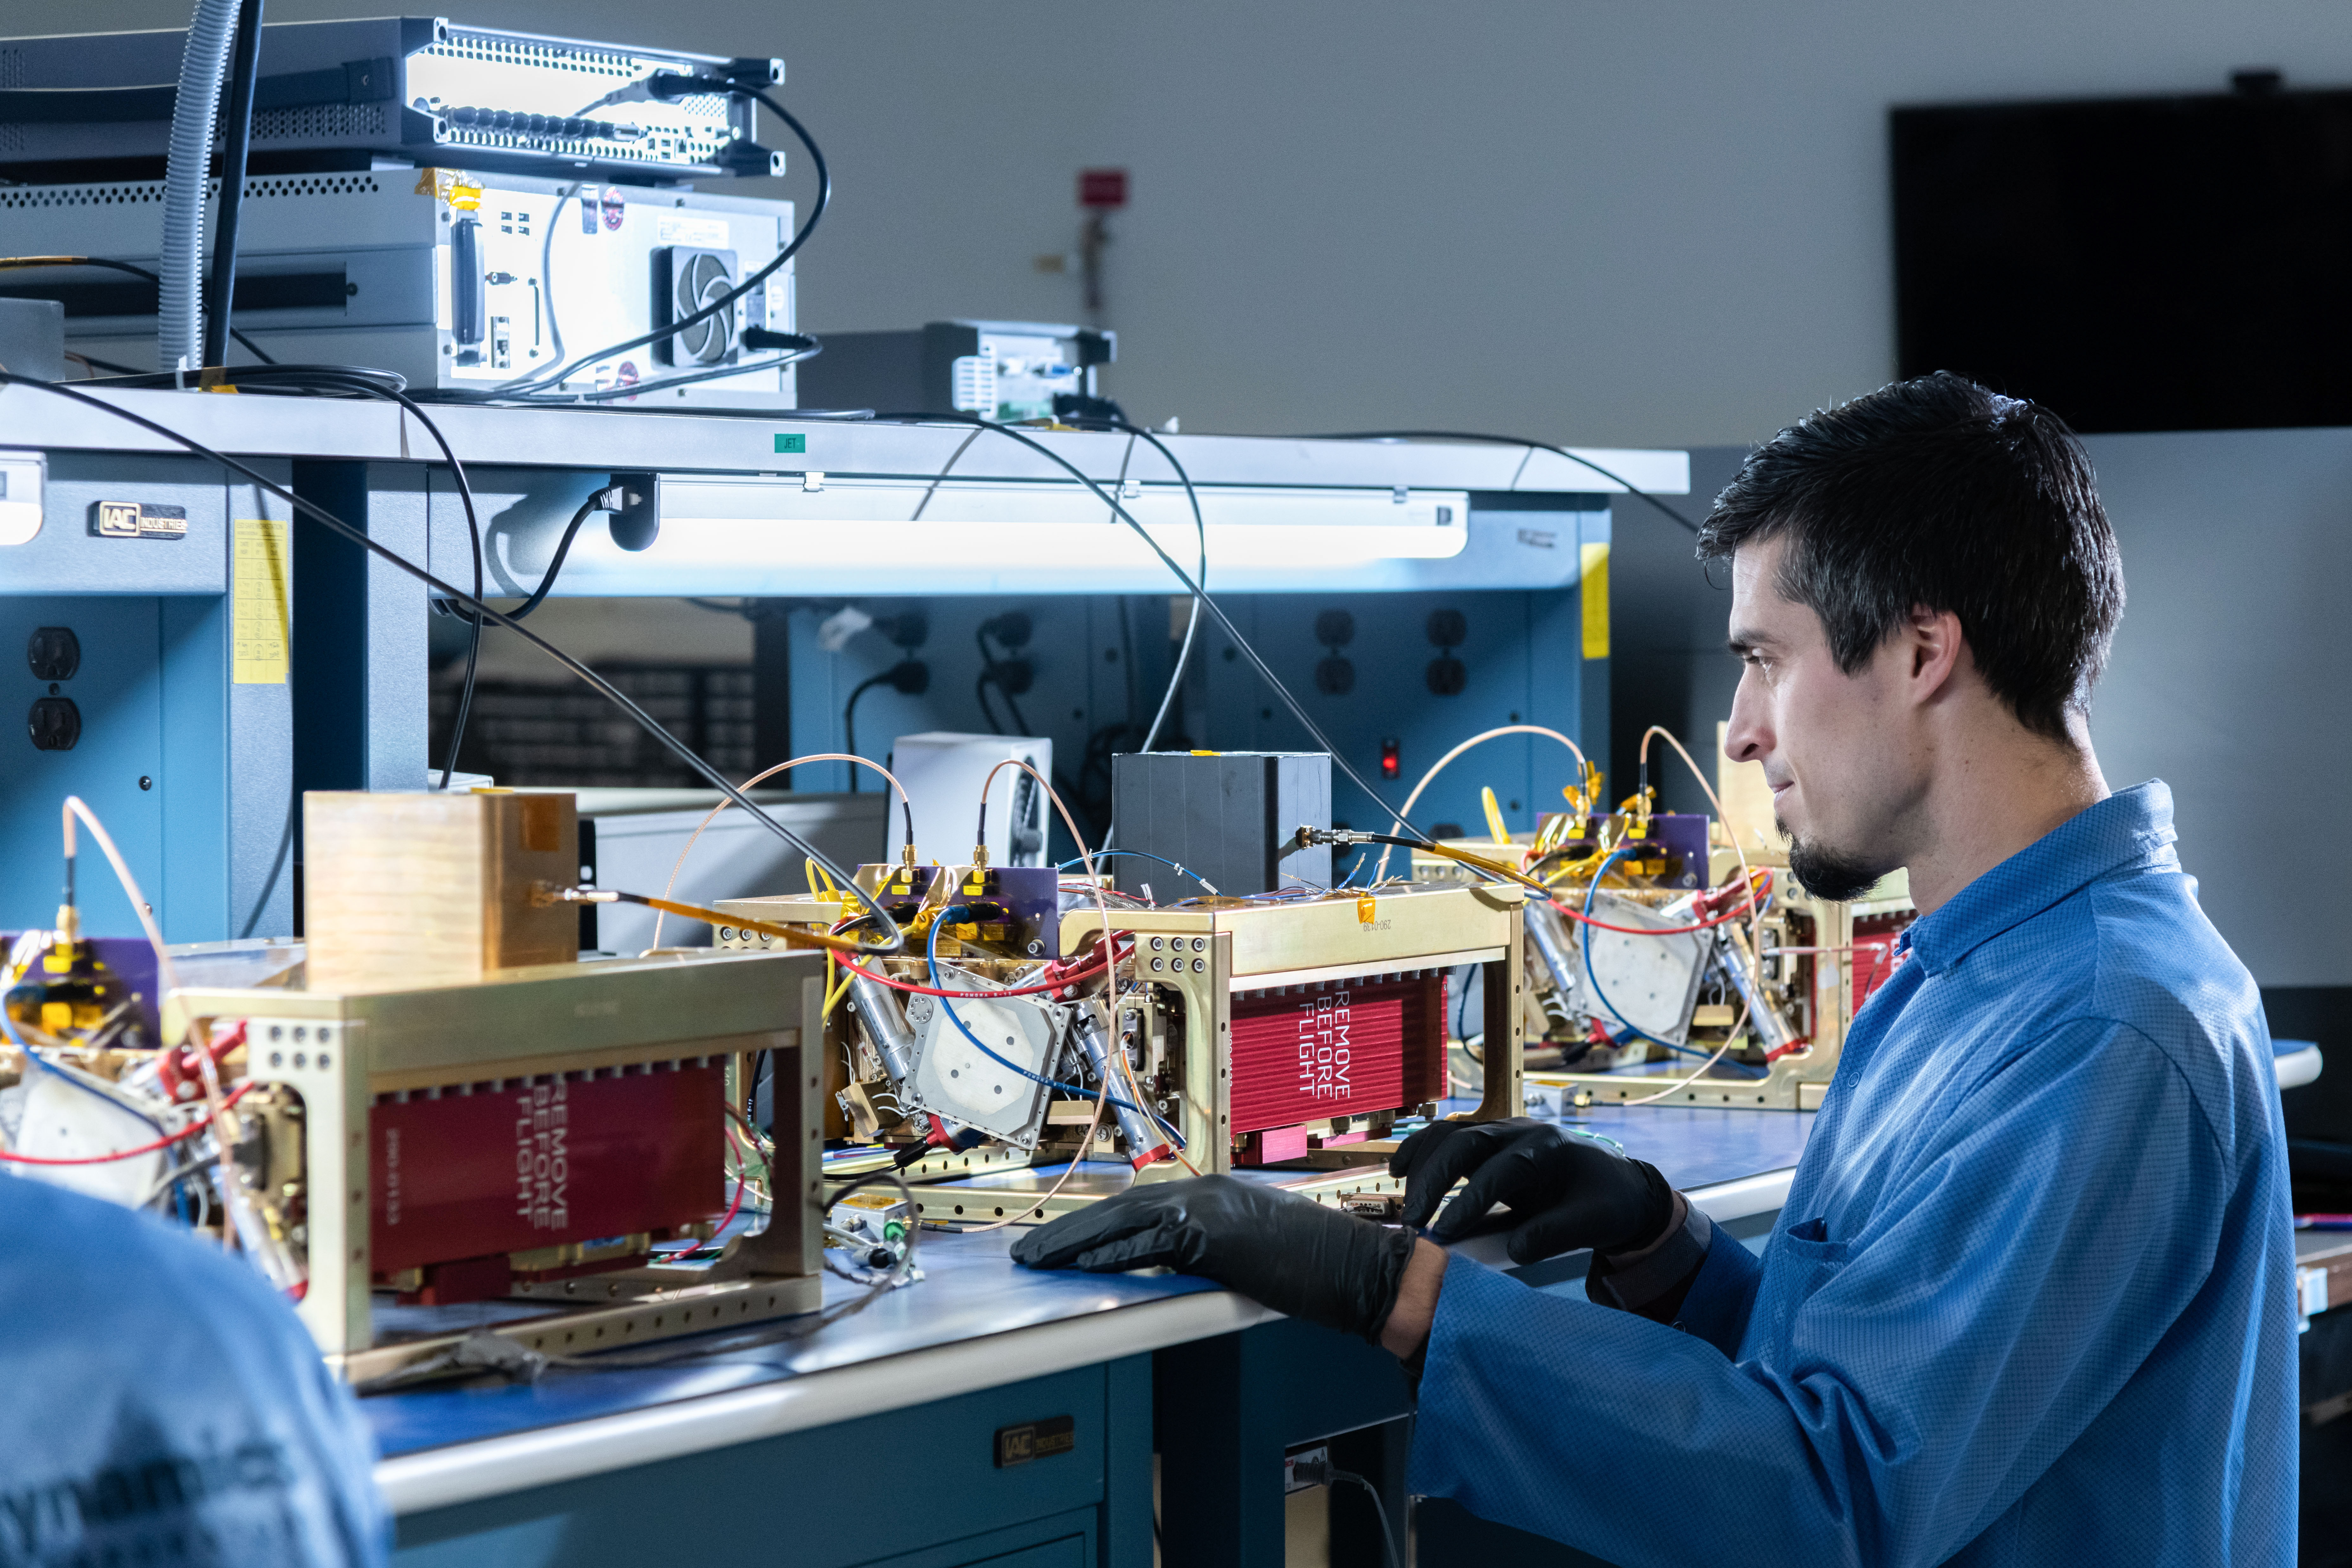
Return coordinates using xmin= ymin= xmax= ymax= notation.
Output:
xmin=0 ymin=168 xmax=796 ymax=404
xmin=889 ymin=733 xmax=1055 ymax=869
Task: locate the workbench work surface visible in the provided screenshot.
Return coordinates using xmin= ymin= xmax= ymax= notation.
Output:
xmin=369 ymin=1102 xmax=1813 ymax=1512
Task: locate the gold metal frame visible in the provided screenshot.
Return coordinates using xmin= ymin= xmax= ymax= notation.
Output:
xmin=171 ymin=949 xmax=828 ymax=1384
xmin=723 ymin=881 xmax=1527 ymax=1218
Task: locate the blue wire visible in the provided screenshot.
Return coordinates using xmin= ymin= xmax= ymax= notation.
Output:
xmin=1055 ymin=849 xmax=1215 ymax=892
xmin=1580 ymin=851 xmax=1767 ymax=1080
xmin=924 ymin=910 xmax=1187 ymax=1147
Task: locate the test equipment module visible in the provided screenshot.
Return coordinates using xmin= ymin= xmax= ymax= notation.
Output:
xmin=0 ymin=16 xmax=801 ymax=401
xmin=0 ymin=18 xmax=777 ymax=183
xmin=0 ymin=171 xmax=799 ymax=403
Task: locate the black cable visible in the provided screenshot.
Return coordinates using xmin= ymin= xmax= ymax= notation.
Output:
xmin=1057 ymin=416 xmax=1207 ymax=756
xmin=383 ymin=385 xmax=485 ymax=791
xmin=1327 ymin=1468 xmax=1404 ymax=1568
xmin=489 ymin=82 xmax=827 ymax=399
xmin=974 ymin=624 xmax=1033 ymax=736
xmin=189 ymin=362 xmax=491 ymax=791
xmin=841 ymin=668 xmax=894 ymax=790
xmin=0 ymin=255 xmax=277 ymax=365
xmin=200 ymin=0 xmax=264 ymax=371
xmin=1294 ymin=428 xmax=1702 ymax=534
xmin=0 ymin=369 xmax=906 ymax=955
xmin=874 ymin=412 xmax=1424 ymax=841
xmin=498 ymin=490 xmax=610 ymax=622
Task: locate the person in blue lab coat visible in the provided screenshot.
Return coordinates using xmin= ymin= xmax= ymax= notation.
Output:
xmin=1014 ymin=372 xmax=2298 ymax=1565
xmin=0 ymin=1171 xmax=389 ymax=1565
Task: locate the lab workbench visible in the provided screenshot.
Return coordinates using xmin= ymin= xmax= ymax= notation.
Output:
xmin=375 ymin=1102 xmax=1812 ymax=1568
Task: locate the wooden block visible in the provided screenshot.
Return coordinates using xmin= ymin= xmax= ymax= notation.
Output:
xmin=303 ymin=790 xmax=578 ymax=993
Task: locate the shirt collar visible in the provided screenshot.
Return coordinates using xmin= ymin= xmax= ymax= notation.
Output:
xmin=1903 ymin=780 xmax=2179 ymax=976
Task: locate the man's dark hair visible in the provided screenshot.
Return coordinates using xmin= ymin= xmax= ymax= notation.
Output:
xmin=1698 ymin=372 xmax=2124 ymax=740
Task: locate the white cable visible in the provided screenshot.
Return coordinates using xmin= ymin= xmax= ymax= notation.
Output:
xmin=1371 ymin=724 xmax=1590 ymax=881
xmin=649 ymin=752 xmax=911 ymax=947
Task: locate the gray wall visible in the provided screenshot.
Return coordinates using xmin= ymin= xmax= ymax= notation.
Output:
xmin=1614 ymin=431 xmax=2352 ymax=989
xmin=70 ymin=1 xmax=2352 ymax=447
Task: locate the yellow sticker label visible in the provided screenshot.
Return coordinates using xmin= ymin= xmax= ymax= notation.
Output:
xmin=233 ymin=519 xmax=290 ymax=684
xmin=1357 ymin=893 xmax=1377 ymax=926
xmin=1579 ymin=541 xmax=1611 ymax=660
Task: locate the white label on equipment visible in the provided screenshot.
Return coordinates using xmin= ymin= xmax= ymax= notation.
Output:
xmin=434 ymin=243 xmax=452 ymax=331
xmin=657 ymin=215 xmax=730 ymax=248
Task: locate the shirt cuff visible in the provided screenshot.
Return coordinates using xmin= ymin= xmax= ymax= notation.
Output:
xmin=1586 ymin=1200 xmax=1713 ymax=1321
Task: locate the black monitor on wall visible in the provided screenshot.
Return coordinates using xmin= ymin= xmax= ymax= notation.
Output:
xmin=1892 ymin=84 xmax=2352 ymax=433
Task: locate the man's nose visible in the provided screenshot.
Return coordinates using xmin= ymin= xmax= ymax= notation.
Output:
xmin=1725 ymin=667 xmax=1771 ymax=763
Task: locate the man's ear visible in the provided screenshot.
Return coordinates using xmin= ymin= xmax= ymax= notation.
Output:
xmin=1903 ymin=604 xmax=1967 ymax=705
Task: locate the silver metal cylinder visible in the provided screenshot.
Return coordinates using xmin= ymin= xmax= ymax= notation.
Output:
xmin=1524 ymin=896 xmax=1585 ymax=1002
xmin=1071 ymin=1009 xmax=1162 ymax=1159
xmin=845 ymin=970 xmax=919 ymax=1084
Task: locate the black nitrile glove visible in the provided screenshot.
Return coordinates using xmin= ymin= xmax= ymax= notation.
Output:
xmin=1390 ymin=1117 xmax=1675 ymax=1264
xmin=1010 ymin=1174 xmax=1419 ymax=1343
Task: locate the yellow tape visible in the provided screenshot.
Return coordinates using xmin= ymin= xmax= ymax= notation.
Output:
xmin=1579 ymin=541 xmax=1611 ymax=660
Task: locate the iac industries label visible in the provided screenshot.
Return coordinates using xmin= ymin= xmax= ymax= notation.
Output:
xmin=89 ymin=500 xmax=186 ymax=539
xmin=1297 ymin=991 xmax=1355 ymax=1101
xmin=516 ymin=1078 xmax=570 ymax=1230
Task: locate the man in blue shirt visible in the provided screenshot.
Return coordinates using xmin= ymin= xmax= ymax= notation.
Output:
xmin=0 ymin=1174 xmax=388 ymax=1565
xmin=1015 ymin=373 xmax=2298 ymax=1564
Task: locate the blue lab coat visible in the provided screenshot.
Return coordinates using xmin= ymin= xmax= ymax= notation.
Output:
xmin=1410 ymin=782 xmax=2297 ymax=1565
xmin=0 ymin=1174 xmax=387 ymax=1565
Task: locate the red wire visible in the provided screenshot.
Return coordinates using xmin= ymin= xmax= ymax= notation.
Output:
xmin=832 ymin=933 xmax=1130 ymax=999
xmin=0 ymin=1082 xmax=253 ymax=1166
xmin=668 ymin=1129 xmax=753 ymax=1262
xmin=161 ymin=1019 xmax=246 ymax=1103
xmin=1550 ymin=869 xmax=1773 ymax=936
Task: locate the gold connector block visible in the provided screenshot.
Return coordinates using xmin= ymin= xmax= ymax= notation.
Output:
xmin=302 ymin=790 xmax=579 ymax=993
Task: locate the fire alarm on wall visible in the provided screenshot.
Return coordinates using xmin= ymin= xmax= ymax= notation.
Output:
xmin=1078 ymin=168 xmax=1128 ymax=209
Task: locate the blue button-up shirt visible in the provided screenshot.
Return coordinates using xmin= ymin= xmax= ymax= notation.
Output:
xmin=1410 ymin=781 xmax=2297 ymax=1565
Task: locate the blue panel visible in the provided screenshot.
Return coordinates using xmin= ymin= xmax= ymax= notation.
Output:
xmin=0 ymin=596 xmax=168 ymax=938
xmin=158 ymin=595 xmax=229 ymax=941
xmin=391 ymin=1370 xmax=1113 ymax=1568
xmin=781 ymin=577 xmax=1600 ymax=855
xmin=4 ymin=453 xmax=229 ymax=594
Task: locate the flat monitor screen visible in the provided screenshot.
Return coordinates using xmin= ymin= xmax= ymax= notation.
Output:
xmin=1892 ymin=87 xmax=2352 ymax=433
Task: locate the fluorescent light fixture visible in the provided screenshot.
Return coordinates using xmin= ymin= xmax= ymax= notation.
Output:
xmin=653 ymin=477 xmax=1470 ymax=570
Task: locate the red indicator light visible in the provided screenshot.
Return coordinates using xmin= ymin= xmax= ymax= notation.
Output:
xmin=1379 ymin=737 xmax=1401 ymax=780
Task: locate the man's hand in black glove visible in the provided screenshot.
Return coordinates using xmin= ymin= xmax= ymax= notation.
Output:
xmin=1389 ymin=1117 xmax=1677 ymax=1265
xmin=1010 ymin=1174 xmax=1420 ymax=1344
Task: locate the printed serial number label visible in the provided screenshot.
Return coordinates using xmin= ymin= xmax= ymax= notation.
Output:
xmin=994 ymin=1415 xmax=1076 ymax=1468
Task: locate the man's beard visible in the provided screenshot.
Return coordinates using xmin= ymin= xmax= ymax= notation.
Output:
xmin=1779 ymin=817 xmax=1886 ymax=902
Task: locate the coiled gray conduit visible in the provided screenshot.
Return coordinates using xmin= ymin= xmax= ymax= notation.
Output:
xmin=160 ymin=0 xmax=239 ymax=373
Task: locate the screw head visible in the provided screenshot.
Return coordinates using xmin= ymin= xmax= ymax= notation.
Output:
xmin=138 ymin=776 xmax=152 ymax=790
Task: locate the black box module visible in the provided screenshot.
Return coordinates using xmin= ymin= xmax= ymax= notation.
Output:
xmin=796 ymin=320 xmax=1113 ymax=420
xmin=0 ymin=18 xmax=774 ymax=184
xmin=1111 ymin=752 xmax=1331 ymax=899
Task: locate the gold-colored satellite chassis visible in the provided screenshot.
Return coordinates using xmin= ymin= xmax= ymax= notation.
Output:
xmin=169 ymin=949 xmax=828 ymax=1385
xmin=720 ymin=880 xmax=1529 ymax=1221
xmin=1526 ymin=876 xmax=1913 ymax=1111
